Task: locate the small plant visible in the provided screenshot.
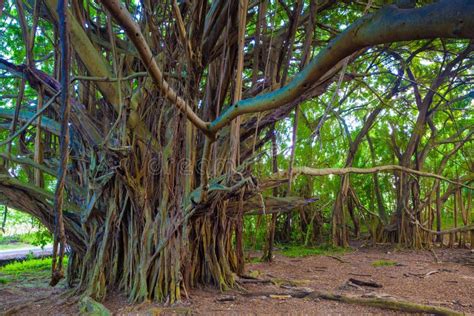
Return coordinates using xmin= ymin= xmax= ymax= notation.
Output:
xmin=19 ymin=229 xmax=53 ymax=249
xmin=25 ymin=251 xmax=35 ymax=261
xmin=372 ymin=259 xmax=397 ymax=267
xmin=0 ymin=277 xmax=10 ymax=284
xmin=247 ymin=256 xmax=263 ymax=263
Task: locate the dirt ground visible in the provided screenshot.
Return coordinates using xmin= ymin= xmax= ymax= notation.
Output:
xmin=1 ymin=245 xmax=473 ymax=315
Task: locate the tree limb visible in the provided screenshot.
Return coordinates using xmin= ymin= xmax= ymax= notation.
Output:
xmin=100 ymin=0 xmax=210 ymax=136
xmin=208 ymin=0 xmax=474 ymax=133
xmin=272 ymin=165 xmax=473 ymax=189
xmin=308 ymin=291 xmax=463 ymax=316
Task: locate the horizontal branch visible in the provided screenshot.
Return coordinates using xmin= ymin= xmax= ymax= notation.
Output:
xmin=0 ymin=153 xmax=85 ymax=197
xmin=230 ymin=196 xmax=318 ymax=216
xmin=208 ymin=0 xmax=474 ymax=133
xmin=0 ymin=56 xmax=103 ymax=146
xmin=71 ymin=72 xmax=148 ymax=82
xmin=410 ymin=214 xmax=474 ymax=235
xmin=0 ymin=174 xmax=80 ymax=212
xmin=272 ymin=165 xmax=473 ymax=190
xmin=0 ymin=106 xmax=61 ymax=136
xmin=308 ymin=291 xmax=463 ymax=316
xmin=0 ymin=91 xmax=60 ymax=147
xmin=0 ymin=173 xmax=85 ymax=252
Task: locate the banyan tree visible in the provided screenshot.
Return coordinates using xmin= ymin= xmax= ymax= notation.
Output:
xmin=0 ymin=0 xmax=473 ymax=303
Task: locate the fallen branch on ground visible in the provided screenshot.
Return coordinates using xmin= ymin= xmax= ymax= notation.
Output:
xmin=308 ymin=292 xmax=463 ymax=316
xmin=216 ymin=295 xmax=236 ymax=302
xmin=348 ymin=278 xmax=382 ymax=288
xmin=349 ymin=273 xmax=372 ymax=277
xmin=327 ymin=255 xmax=349 ymax=263
xmin=236 ymin=277 xmax=272 ymax=284
xmin=239 ymin=283 xmax=463 ymax=315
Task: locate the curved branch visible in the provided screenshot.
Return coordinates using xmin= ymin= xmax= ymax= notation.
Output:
xmin=0 ymin=174 xmax=85 ymax=252
xmin=0 ymin=56 xmax=103 ymax=146
xmin=272 ymin=165 xmax=473 ymax=189
xmin=0 ymin=107 xmax=61 ymax=135
xmin=42 ymin=0 xmax=157 ymax=147
xmin=0 ymin=174 xmax=81 ymax=212
xmin=209 ymin=0 xmax=474 ymax=133
xmin=417 ymin=222 xmax=474 ymax=235
xmin=100 ymin=0 xmax=210 ymax=136
xmin=0 ymin=153 xmax=84 ymax=196
xmin=43 ymin=0 xmax=119 ymax=107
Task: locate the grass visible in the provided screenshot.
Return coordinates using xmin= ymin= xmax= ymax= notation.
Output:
xmin=279 ymin=244 xmax=347 ymax=258
xmin=247 ymin=256 xmax=263 ymax=263
xmin=0 ymin=257 xmax=56 ymax=274
xmin=0 ymin=256 xmax=68 ymax=285
xmin=372 ymin=259 xmax=397 ymax=267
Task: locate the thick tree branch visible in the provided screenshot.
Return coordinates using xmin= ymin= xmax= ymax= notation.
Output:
xmin=0 ymin=107 xmax=61 ymax=136
xmin=272 ymin=165 xmax=473 ymax=189
xmin=0 ymin=152 xmax=84 ymax=196
xmin=0 ymin=174 xmax=84 ymax=252
xmin=208 ymin=0 xmax=474 ymax=133
xmin=43 ymin=0 xmax=157 ymax=148
xmin=100 ymin=0 xmax=210 ymax=136
xmin=307 ymin=291 xmax=464 ymax=316
xmin=0 ymin=56 xmax=102 ymax=146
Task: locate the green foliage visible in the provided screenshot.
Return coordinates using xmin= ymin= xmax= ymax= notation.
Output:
xmin=243 ymin=216 xmax=268 ymax=251
xmin=0 ymin=277 xmax=9 ymax=284
xmin=0 ymin=231 xmax=52 ymax=249
xmin=279 ymin=244 xmax=347 ymax=258
xmin=247 ymin=256 xmax=263 ymax=263
xmin=0 ymin=235 xmax=18 ymax=244
xmin=0 ymin=1 xmax=472 ymax=299
xmin=372 ymin=259 xmax=397 ymax=267
xmin=0 ymin=207 xmax=34 ymax=230
xmin=0 ymin=257 xmax=54 ymax=274
xmin=0 ymin=256 xmax=67 ymax=285
xmin=25 ymin=251 xmax=35 ymax=261
xmin=0 ymin=207 xmax=52 ymax=249
xmin=18 ymin=230 xmax=53 ymax=249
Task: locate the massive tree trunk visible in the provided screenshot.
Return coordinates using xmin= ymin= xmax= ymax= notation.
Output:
xmin=0 ymin=0 xmax=473 ymax=304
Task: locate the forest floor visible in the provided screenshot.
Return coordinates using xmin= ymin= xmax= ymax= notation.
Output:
xmin=0 ymin=244 xmax=473 ymax=315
